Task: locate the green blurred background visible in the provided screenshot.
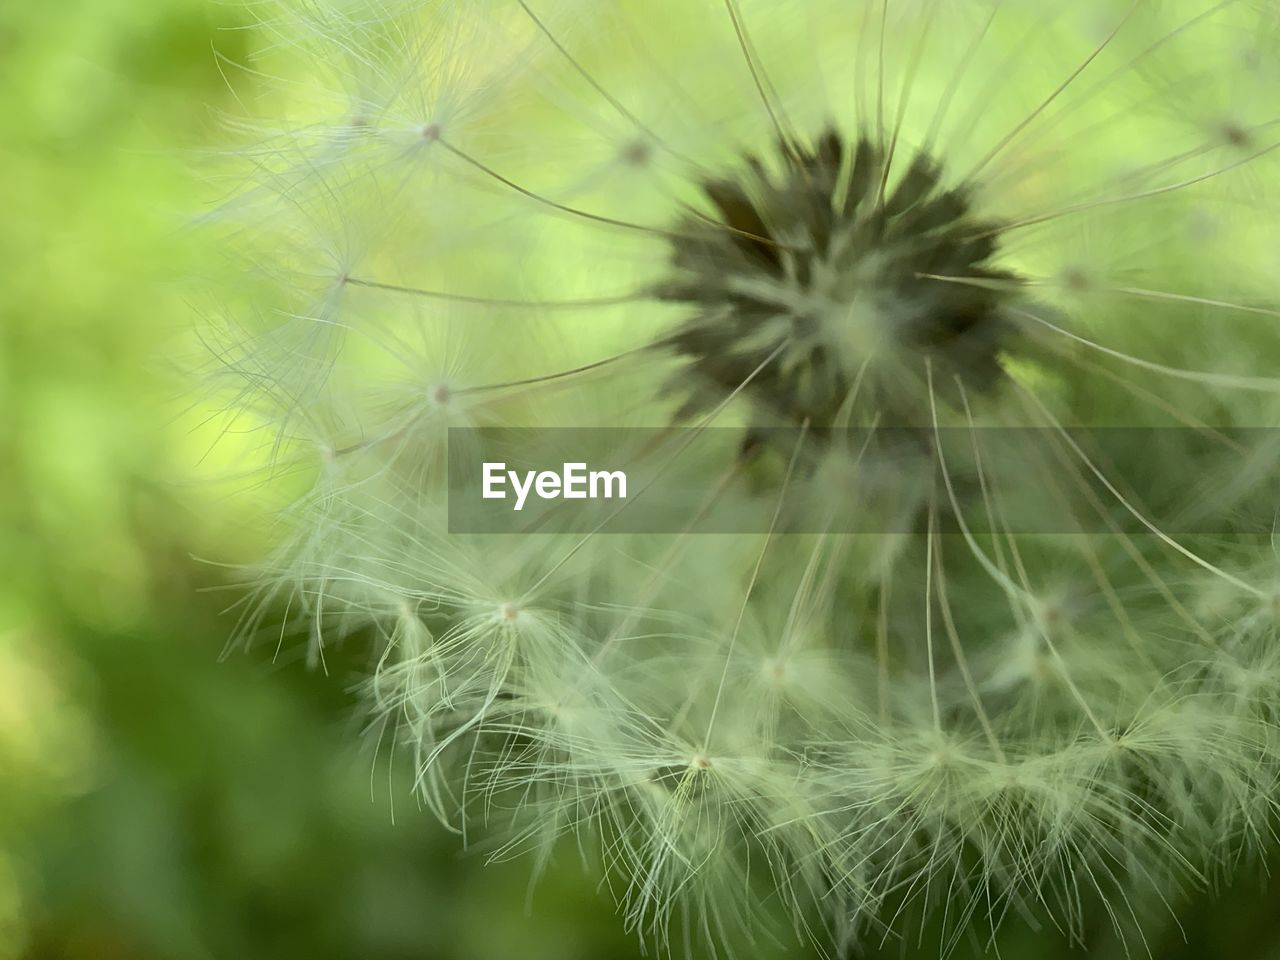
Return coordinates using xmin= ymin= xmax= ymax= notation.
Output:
xmin=0 ymin=3 xmax=1277 ymax=958
xmin=0 ymin=3 xmax=645 ymax=958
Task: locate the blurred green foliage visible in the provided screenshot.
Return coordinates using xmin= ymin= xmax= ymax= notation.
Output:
xmin=0 ymin=3 xmax=1277 ymax=959
xmin=0 ymin=3 xmax=641 ymax=958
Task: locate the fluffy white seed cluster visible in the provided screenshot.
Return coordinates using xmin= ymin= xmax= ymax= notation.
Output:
xmin=202 ymin=0 xmax=1280 ymax=953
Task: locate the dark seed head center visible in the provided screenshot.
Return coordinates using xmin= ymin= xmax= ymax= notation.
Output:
xmin=658 ymin=128 xmax=1021 ymax=427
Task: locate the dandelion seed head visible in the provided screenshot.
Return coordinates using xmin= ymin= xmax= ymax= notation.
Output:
xmin=199 ymin=0 xmax=1280 ymax=953
xmin=660 ymin=131 xmax=1022 ymax=425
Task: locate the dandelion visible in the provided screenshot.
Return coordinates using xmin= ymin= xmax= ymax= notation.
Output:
xmin=200 ymin=0 xmax=1280 ymax=954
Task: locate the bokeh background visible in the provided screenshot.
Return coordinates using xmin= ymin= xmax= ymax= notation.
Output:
xmin=0 ymin=2 xmax=1277 ymax=958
